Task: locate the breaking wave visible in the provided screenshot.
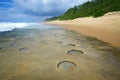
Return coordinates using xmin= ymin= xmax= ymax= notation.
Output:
xmin=0 ymin=22 xmax=39 ymax=32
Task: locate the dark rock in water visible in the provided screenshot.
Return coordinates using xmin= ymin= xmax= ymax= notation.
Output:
xmin=0 ymin=47 xmax=3 ymax=50
xmin=57 ymin=61 xmax=76 ymax=72
xmin=67 ymin=49 xmax=84 ymax=56
xmin=19 ymin=47 xmax=28 ymax=51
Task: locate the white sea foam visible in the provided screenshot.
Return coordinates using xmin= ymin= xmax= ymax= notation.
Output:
xmin=0 ymin=22 xmax=39 ymax=32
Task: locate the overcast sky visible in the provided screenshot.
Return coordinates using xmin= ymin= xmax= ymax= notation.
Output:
xmin=0 ymin=0 xmax=89 ymax=22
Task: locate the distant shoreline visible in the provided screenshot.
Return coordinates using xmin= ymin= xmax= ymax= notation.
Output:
xmin=44 ymin=12 xmax=120 ymax=48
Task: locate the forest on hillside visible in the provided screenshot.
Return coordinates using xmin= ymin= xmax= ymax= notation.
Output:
xmin=46 ymin=0 xmax=120 ymax=21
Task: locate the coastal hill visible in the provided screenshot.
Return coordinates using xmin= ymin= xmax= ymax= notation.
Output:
xmin=46 ymin=0 xmax=120 ymax=21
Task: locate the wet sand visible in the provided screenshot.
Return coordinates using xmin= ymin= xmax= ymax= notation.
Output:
xmin=0 ymin=24 xmax=120 ymax=80
xmin=45 ymin=12 xmax=120 ymax=47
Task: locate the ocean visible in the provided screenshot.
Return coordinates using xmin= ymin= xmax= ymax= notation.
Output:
xmin=0 ymin=22 xmax=45 ymax=32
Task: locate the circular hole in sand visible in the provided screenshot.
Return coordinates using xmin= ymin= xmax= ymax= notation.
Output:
xmin=67 ymin=49 xmax=83 ymax=56
xmin=19 ymin=47 xmax=28 ymax=51
xmin=55 ymin=41 xmax=63 ymax=44
xmin=67 ymin=44 xmax=76 ymax=46
xmin=57 ymin=61 xmax=76 ymax=72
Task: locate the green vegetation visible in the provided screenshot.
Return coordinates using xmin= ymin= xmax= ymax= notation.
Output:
xmin=45 ymin=16 xmax=60 ymax=21
xmin=46 ymin=0 xmax=120 ymax=21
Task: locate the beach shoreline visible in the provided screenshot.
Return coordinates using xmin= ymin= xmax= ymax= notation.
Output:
xmin=0 ymin=20 xmax=120 ymax=80
xmin=44 ymin=12 xmax=120 ymax=48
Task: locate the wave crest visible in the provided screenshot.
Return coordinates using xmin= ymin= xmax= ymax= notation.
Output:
xmin=0 ymin=22 xmax=35 ymax=32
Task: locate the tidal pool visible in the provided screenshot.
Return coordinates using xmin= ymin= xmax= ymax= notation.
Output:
xmin=57 ymin=61 xmax=76 ymax=72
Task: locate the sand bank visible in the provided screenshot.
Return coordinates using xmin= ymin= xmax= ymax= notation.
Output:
xmin=45 ymin=12 xmax=120 ymax=47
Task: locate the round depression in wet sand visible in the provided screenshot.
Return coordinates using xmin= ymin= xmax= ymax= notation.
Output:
xmin=57 ymin=61 xmax=76 ymax=72
xmin=67 ymin=49 xmax=84 ymax=56
xmin=19 ymin=47 xmax=28 ymax=51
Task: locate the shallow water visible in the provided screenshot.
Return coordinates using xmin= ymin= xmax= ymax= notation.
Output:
xmin=0 ymin=24 xmax=120 ymax=80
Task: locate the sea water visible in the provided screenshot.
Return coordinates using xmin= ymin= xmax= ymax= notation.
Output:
xmin=0 ymin=22 xmax=53 ymax=32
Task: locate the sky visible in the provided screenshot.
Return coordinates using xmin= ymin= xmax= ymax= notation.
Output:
xmin=0 ymin=0 xmax=89 ymax=22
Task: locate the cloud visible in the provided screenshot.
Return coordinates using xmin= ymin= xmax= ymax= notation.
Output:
xmin=0 ymin=0 xmax=89 ymax=22
xmin=0 ymin=9 xmax=47 ymax=22
xmin=13 ymin=0 xmax=90 ymax=16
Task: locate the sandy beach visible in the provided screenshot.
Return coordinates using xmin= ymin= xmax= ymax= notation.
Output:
xmin=0 ymin=0 xmax=120 ymax=79
xmin=45 ymin=12 xmax=120 ymax=48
